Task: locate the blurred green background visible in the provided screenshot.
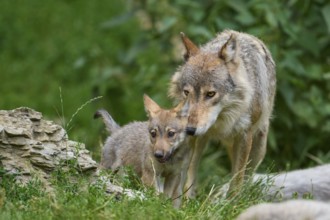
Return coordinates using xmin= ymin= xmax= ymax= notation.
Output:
xmin=1 ymin=0 xmax=330 ymax=178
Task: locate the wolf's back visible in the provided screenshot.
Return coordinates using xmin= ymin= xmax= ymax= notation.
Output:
xmin=204 ymin=30 xmax=276 ymax=122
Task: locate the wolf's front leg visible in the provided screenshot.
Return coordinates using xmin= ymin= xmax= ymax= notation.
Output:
xmin=228 ymin=130 xmax=253 ymax=197
xmin=184 ymin=136 xmax=208 ymax=198
xmin=246 ymin=125 xmax=269 ymax=175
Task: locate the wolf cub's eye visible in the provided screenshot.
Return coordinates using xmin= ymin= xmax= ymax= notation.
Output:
xmin=150 ymin=130 xmax=157 ymax=138
xmin=206 ymin=91 xmax=216 ymax=98
xmin=183 ymin=90 xmax=189 ymax=96
xmin=168 ymin=130 xmax=176 ymax=138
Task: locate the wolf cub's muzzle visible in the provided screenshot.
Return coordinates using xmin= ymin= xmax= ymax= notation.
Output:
xmin=154 ymin=150 xmax=164 ymax=159
xmin=154 ymin=150 xmax=172 ymax=163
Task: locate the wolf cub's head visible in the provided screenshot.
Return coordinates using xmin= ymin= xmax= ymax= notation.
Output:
xmin=169 ymin=32 xmax=241 ymax=136
xmin=144 ymin=94 xmax=188 ymax=164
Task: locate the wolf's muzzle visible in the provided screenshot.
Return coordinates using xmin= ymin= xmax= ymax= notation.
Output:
xmin=186 ymin=127 xmax=196 ymax=136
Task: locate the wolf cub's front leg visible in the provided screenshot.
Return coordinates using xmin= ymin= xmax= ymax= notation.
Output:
xmin=141 ymin=168 xmax=162 ymax=193
xmin=164 ymin=173 xmax=183 ymax=208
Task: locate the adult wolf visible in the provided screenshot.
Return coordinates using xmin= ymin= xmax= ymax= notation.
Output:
xmin=169 ymin=30 xmax=276 ymax=197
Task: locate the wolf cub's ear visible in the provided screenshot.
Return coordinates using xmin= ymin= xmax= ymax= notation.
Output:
xmin=173 ymin=101 xmax=189 ymax=118
xmin=219 ymin=34 xmax=238 ymax=63
xmin=180 ymin=32 xmax=199 ymax=61
xmin=144 ymin=94 xmax=161 ymax=118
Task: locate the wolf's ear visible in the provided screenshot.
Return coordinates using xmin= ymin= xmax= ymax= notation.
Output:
xmin=180 ymin=32 xmax=199 ymax=61
xmin=219 ymin=34 xmax=238 ymax=63
xmin=144 ymin=94 xmax=161 ymax=118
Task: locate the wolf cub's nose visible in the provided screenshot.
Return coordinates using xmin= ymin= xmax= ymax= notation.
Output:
xmin=154 ymin=150 xmax=164 ymax=159
xmin=186 ymin=127 xmax=196 ymax=136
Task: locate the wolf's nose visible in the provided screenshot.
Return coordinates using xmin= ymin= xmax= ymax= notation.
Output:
xmin=186 ymin=127 xmax=196 ymax=136
xmin=154 ymin=150 xmax=164 ymax=159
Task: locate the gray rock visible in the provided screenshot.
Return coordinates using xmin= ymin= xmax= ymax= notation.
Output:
xmin=236 ymin=200 xmax=330 ymax=220
xmin=0 ymin=107 xmax=141 ymax=199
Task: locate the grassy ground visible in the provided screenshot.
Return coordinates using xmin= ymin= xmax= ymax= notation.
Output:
xmin=0 ymin=163 xmax=268 ymax=220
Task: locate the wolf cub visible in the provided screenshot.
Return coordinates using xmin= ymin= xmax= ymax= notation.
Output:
xmin=95 ymin=95 xmax=189 ymax=208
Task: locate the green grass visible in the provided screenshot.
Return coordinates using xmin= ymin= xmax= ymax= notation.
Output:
xmin=0 ymin=162 xmax=269 ymax=220
xmin=0 ymin=136 xmax=322 ymax=220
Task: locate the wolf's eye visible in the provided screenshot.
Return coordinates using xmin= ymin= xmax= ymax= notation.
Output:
xmin=183 ymin=90 xmax=189 ymax=96
xmin=168 ymin=130 xmax=175 ymax=138
xmin=150 ymin=130 xmax=157 ymax=138
xmin=206 ymin=91 xmax=216 ymax=98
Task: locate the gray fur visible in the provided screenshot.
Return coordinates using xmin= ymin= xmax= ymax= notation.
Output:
xmin=95 ymin=101 xmax=190 ymax=208
xmin=169 ymin=30 xmax=276 ymax=197
xmin=94 ymin=109 xmax=120 ymax=134
xmin=236 ymin=200 xmax=330 ymax=220
xmin=101 ymin=120 xmax=150 ymax=174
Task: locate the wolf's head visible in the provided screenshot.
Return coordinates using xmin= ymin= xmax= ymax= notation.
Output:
xmin=169 ymin=32 xmax=243 ymax=136
xmin=144 ymin=94 xmax=188 ymax=164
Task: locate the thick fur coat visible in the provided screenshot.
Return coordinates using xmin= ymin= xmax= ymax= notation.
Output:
xmin=169 ymin=30 xmax=276 ymax=196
